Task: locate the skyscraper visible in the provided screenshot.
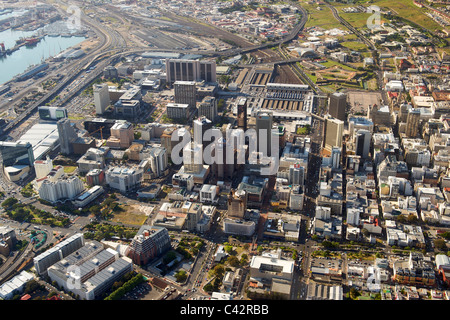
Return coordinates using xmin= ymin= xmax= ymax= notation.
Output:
xmin=193 ymin=116 xmax=213 ymax=148
xmin=166 ymin=59 xmax=216 ymax=83
xmin=237 ymin=98 xmax=248 ymax=131
xmin=324 ymin=116 xmax=344 ymax=151
xmin=198 ymin=96 xmax=218 ymax=121
xmin=174 ymin=81 xmax=197 ymax=109
xmin=355 ymin=129 xmax=371 ymax=159
xmin=183 ymin=142 xmax=204 ymax=174
xmin=57 ymin=118 xmax=78 ymax=155
xmin=93 ymin=84 xmax=110 ymax=115
xmin=331 ymin=147 xmax=341 ymax=169
xmin=405 ymin=109 xmax=420 ymax=138
xmin=289 ymin=164 xmax=305 ymax=186
xmin=228 ymin=189 xmax=247 ymax=219
xmin=125 ymin=225 xmax=171 ymax=266
xmin=328 ymin=92 xmax=347 ymax=121
xmin=255 ymin=110 xmax=273 ymax=157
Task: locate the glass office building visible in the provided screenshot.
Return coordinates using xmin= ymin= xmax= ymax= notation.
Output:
xmin=0 ymin=141 xmax=35 ymax=167
xmin=38 ymin=106 xmax=68 ymax=121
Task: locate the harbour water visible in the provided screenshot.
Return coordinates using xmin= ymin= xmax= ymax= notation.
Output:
xmin=0 ymin=27 xmax=86 ymax=85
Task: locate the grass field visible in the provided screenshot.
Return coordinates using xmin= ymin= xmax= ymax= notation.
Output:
xmin=63 ymin=166 xmax=77 ymax=174
xmin=321 ymin=59 xmax=357 ymax=71
xmin=340 ymin=40 xmax=369 ymax=51
xmin=301 ymin=2 xmax=343 ymax=30
xmin=373 ymin=0 xmax=442 ymax=31
xmin=301 ymin=0 xmax=444 ymax=36
xmin=110 ymin=204 xmax=149 ymax=226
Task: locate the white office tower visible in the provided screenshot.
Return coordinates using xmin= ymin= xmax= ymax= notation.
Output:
xmin=147 ymin=147 xmax=167 ymax=178
xmin=193 ymin=116 xmax=213 ymax=148
xmin=93 ymin=84 xmax=110 ymax=115
xmin=227 ymin=128 xmax=247 ymax=166
xmin=347 ymin=208 xmax=361 ymax=226
xmin=331 ymin=147 xmax=341 ymax=169
xmin=315 ymin=206 xmax=331 ymax=220
xmin=183 ymin=142 xmax=203 ymax=174
xmin=355 ymin=129 xmax=371 ymax=159
xmin=34 ymin=156 xmax=53 ymax=179
xmin=105 ymin=167 xmax=143 ymax=193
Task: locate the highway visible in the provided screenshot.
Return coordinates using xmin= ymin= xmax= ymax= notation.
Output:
xmin=0 ymin=0 xmax=122 ymax=137
xmin=0 ymin=0 xmax=314 ymax=140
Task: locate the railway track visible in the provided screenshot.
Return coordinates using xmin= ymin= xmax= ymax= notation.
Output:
xmin=0 ymin=3 xmax=119 ymax=138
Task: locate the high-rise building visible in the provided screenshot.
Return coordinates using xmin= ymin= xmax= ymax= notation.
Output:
xmin=183 ymin=142 xmax=204 ymax=174
xmin=237 ymin=98 xmax=248 ymax=131
xmin=193 ymin=116 xmax=213 ymax=148
xmin=198 ymin=96 xmax=218 ymax=121
xmin=83 ymin=118 xmax=116 ymax=139
xmin=105 ymin=166 xmax=143 ymax=193
xmin=355 ymin=129 xmax=371 ymax=159
xmin=38 ymin=175 xmax=85 ymax=203
xmin=144 ymin=147 xmax=167 ymax=178
xmin=166 ymin=59 xmax=216 ymax=83
xmin=174 ymin=81 xmax=197 ymax=109
xmin=331 ymin=147 xmax=341 ymax=169
xmin=93 ymin=84 xmax=110 ymax=115
xmin=34 ymin=156 xmax=53 ymax=180
xmin=406 ymin=109 xmax=421 ymax=138
xmin=0 ymin=141 xmax=34 ymax=168
xmin=324 ymin=116 xmax=344 ymax=151
xmin=227 ymin=189 xmax=247 ymax=219
xmin=166 ymin=103 xmax=190 ymax=119
xmin=255 ymin=110 xmax=273 ymax=156
xmin=57 ymin=118 xmax=78 ymax=155
xmin=328 ymin=92 xmax=347 ymax=121
xmin=107 ymin=121 xmax=134 ymax=149
xmin=289 ymin=164 xmax=305 ymax=186
xmin=125 ymin=225 xmax=171 ymax=266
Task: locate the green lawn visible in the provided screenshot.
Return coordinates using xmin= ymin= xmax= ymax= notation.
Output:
xmin=63 ymin=166 xmax=77 ymax=174
xmin=301 ymin=2 xmax=343 ymax=30
xmin=340 ymin=41 xmax=369 ymax=51
xmin=321 ymin=60 xmax=357 ymax=71
xmin=373 ymin=0 xmax=443 ymax=32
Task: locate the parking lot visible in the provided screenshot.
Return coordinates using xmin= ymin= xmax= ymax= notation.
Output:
xmin=122 ymin=281 xmax=161 ymax=300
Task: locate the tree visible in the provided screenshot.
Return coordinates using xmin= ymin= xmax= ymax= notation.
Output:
xmin=224 ymin=245 xmax=233 ymax=254
xmin=240 ymin=254 xmax=249 ymax=266
xmin=204 ymin=282 xmax=214 ymax=292
xmin=434 ymin=239 xmax=447 ymax=251
xmin=361 ymin=228 xmax=370 ymax=237
xmin=350 ymin=287 xmax=360 ymax=300
xmin=2 ymin=197 xmax=18 ymax=208
xmin=213 ymin=264 xmax=225 ymax=279
xmin=175 ymin=270 xmax=187 ymax=283
xmin=227 ymin=255 xmax=240 ymax=267
xmin=163 ymin=251 xmax=177 ymax=265
xmin=407 ymin=215 xmax=418 ymax=223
